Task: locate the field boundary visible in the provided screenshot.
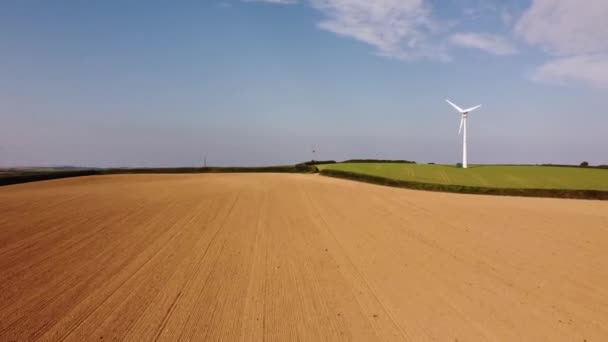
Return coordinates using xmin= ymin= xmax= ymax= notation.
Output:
xmin=0 ymin=170 xmax=106 ymax=187
xmin=319 ymin=169 xmax=608 ymax=200
xmin=0 ymin=165 xmax=319 ymax=187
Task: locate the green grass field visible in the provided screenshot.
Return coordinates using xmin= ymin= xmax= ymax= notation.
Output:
xmin=318 ymin=163 xmax=608 ymax=190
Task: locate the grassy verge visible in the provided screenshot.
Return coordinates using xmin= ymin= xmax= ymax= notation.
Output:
xmin=318 ymin=163 xmax=608 ymax=190
xmin=320 ymin=168 xmax=608 ymax=200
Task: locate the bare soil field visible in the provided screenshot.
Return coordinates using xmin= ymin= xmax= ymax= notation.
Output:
xmin=1 ymin=173 xmax=607 ymax=341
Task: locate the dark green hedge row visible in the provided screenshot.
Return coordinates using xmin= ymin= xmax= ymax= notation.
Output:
xmin=106 ymin=164 xmax=318 ymax=174
xmin=0 ymin=170 xmax=106 ymax=187
xmin=299 ymin=160 xmax=337 ymax=166
xmin=320 ymin=169 xmax=608 ymax=200
xmin=0 ymin=165 xmax=319 ymax=187
xmin=342 ymin=159 xmax=416 ymax=164
xmin=540 ymin=164 xmax=608 ymax=169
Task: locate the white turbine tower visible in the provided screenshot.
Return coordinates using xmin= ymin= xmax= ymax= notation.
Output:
xmin=445 ymin=99 xmax=481 ymax=169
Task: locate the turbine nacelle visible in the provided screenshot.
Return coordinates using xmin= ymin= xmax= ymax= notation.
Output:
xmin=446 ymin=99 xmax=481 ymax=114
xmin=445 ymin=99 xmax=481 ymax=134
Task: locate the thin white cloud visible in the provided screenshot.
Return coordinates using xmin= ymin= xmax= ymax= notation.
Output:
xmin=242 ymin=0 xmax=524 ymax=62
xmin=308 ymin=0 xmax=448 ymax=61
xmin=530 ymin=55 xmax=608 ymax=88
xmin=461 ymin=2 xmax=498 ymax=20
xmin=515 ymin=0 xmax=608 ymax=87
xmin=515 ymin=0 xmax=608 ymax=56
xmin=449 ymin=32 xmax=518 ymax=56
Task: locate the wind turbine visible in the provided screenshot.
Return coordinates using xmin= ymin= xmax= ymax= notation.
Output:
xmin=445 ymin=99 xmax=481 ymax=169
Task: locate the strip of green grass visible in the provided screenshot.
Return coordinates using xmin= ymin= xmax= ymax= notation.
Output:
xmin=318 ymin=163 xmax=608 ymax=191
xmin=320 ymin=168 xmax=608 ymax=200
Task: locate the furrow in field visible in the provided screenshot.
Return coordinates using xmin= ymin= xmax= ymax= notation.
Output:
xmin=0 ymin=174 xmax=607 ymax=341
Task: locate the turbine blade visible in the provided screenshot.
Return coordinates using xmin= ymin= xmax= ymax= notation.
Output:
xmin=445 ymin=99 xmax=464 ymax=113
xmin=463 ymin=104 xmax=482 ymax=113
xmin=458 ymin=116 xmax=464 ymax=134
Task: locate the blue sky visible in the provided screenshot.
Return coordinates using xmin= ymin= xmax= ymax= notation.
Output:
xmin=1 ymin=0 xmax=607 ymax=167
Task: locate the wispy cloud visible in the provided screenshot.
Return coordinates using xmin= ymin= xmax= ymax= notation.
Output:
xmin=309 ymin=0 xmax=448 ymax=61
xmin=242 ymin=0 xmax=525 ymax=62
xmin=449 ymin=32 xmax=518 ymax=56
xmin=529 ymin=55 xmax=608 ymax=88
xmin=515 ymin=0 xmax=608 ymax=87
xmin=242 ymin=0 xmax=448 ymax=61
xmin=461 ymin=2 xmax=498 ymax=20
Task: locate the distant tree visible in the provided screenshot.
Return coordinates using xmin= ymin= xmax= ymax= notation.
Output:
xmin=580 ymin=161 xmax=589 ymax=167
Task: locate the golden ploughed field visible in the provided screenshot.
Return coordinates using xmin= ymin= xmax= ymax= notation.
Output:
xmin=1 ymin=173 xmax=607 ymax=341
